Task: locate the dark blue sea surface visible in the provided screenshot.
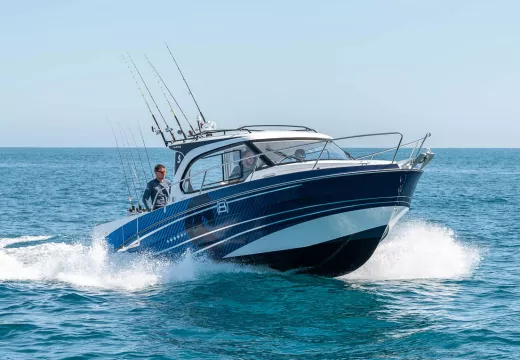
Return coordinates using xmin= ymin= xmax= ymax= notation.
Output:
xmin=0 ymin=148 xmax=519 ymax=359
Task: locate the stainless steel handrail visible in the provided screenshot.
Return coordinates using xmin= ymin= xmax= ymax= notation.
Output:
xmin=313 ymin=132 xmax=404 ymax=168
xmin=356 ymin=133 xmax=431 ymax=161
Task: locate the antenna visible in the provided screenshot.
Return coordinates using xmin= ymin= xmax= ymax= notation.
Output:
xmin=165 ymin=42 xmax=207 ymax=128
xmin=145 ymin=55 xmax=187 ymax=139
xmin=121 ymin=54 xmax=170 ymax=147
xmin=107 ymin=117 xmax=135 ymax=210
xmin=145 ymin=55 xmax=196 ymax=135
xmin=126 ymin=53 xmax=177 ymax=143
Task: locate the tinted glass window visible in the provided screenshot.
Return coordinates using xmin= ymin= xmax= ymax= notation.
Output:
xmin=182 ymin=144 xmax=265 ymax=193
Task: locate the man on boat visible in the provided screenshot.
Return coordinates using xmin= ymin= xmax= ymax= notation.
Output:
xmin=230 ymin=150 xmax=256 ymax=181
xmin=142 ymin=164 xmax=171 ymax=211
xmin=294 ymin=149 xmax=306 ymax=160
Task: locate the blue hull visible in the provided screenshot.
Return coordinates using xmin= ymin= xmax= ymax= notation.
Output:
xmin=106 ymin=165 xmax=423 ymax=277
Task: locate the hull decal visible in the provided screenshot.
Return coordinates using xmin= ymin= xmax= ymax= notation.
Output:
xmin=227 ymin=184 xmax=301 ymax=204
xmin=193 ymin=201 xmax=408 ymax=255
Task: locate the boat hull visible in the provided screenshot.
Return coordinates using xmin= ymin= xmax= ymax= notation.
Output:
xmin=99 ymin=165 xmax=423 ymax=277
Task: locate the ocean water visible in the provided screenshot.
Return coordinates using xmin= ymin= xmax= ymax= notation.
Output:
xmin=0 ymin=148 xmax=519 ymax=359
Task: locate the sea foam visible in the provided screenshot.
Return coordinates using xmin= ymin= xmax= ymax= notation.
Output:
xmin=0 ymin=220 xmax=480 ymax=290
xmin=342 ymin=220 xmax=481 ymax=281
xmin=0 ymin=235 xmax=263 ymax=291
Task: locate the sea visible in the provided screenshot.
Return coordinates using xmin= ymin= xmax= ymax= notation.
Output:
xmin=0 ymin=148 xmax=519 ymax=359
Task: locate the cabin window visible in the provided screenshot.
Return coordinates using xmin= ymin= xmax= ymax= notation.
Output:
xmin=253 ymin=139 xmax=349 ymax=164
xmin=182 ymin=144 xmax=265 ymax=193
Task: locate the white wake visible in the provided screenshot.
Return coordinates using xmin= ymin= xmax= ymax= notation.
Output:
xmin=0 ymin=220 xmax=480 ymax=290
xmin=0 ymin=236 xmax=264 ymax=291
xmin=342 ymin=220 xmax=481 ymax=281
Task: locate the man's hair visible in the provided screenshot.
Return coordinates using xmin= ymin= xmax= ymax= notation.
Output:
xmin=154 ymin=164 xmax=165 ymax=172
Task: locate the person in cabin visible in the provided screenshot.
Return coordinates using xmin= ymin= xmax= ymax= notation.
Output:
xmin=142 ymin=164 xmax=172 ymax=211
xmin=230 ymin=150 xmax=256 ymax=182
xmin=294 ymin=149 xmax=306 ymax=161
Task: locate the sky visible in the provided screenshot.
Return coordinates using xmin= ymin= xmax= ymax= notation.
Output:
xmin=0 ymin=0 xmax=519 ymax=148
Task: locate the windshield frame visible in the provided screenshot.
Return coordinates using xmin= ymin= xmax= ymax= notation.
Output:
xmin=179 ymin=137 xmax=352 ymax=194
xmin=252 ymin=138 xmax=350 ymax=165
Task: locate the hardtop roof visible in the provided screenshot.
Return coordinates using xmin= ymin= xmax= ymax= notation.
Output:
xmin=169 ymin=130 xmax=332 ymax=156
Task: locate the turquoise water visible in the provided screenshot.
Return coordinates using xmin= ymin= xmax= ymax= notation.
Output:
xmin=0 ymin=148 xmax=518 ymax=359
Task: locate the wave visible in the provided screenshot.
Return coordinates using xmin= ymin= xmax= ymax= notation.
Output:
xmin=0 ymin=236 xmax=266 ymax=291
xmin=342 ymin=220 xmax=481 ymax=281
xmin=1 ymin=219 xmax=480 ymax=290
xmin=0 ymin=235 xmax=53 ymax=249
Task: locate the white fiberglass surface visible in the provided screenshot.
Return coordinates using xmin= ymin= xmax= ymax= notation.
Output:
xmin=249 ymin=160 xmax=393 ymax=180
xmin=224 ymin=206 xmax=408 ymax=258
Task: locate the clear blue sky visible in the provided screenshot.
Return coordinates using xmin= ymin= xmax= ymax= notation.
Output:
xmin=1 ymin=0 xmax=519 ymax=147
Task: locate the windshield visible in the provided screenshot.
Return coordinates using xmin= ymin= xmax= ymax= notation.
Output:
xmin=253 ymin=140 xmax=350 ymax=164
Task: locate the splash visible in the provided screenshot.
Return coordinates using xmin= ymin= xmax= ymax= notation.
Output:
xmin=342 ymin=220 xmax=481 ymax=281
xmin=0 ymin=235 xmax=52 ymax=248
xmin=0 ymin=236 xmax=266 ymax=291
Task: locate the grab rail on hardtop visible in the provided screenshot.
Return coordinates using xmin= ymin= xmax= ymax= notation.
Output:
xmin=170 ymin=125 xmax=318 ymax=145
xmin=355 ymin=133 xmax=431 ymax=161
xmin=171 ymin=128 xmax=253 ymax=143
xmin=238 ymin=125 xmax=317 ymax=132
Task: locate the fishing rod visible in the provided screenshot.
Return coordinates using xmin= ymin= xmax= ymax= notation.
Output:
xmin=107 ymin=117 xmax=135 ymax=210
xmin=118 ymin=127 xmax=142 ymax=210
xmin=126 ymin=53 xmax=177 ymax=143
xmin=145 ymin=55 xmax=192 ymax=138
xmin=145 ymin=55 xmax=186 ymax=139
xmin=145 ymin=55 xmax=196 ymax=135
xmin=128 ymin=126 xmax=150 ymax=183
xmin=121 ymin=53 xmax=169 ymax=147
xmin=136 ymin=119 xmax=154 ymax=178
xmin=118 ymin=123 xmax=145 ymax=192
xmin=165 ymin=42 xmax=207 ymax=129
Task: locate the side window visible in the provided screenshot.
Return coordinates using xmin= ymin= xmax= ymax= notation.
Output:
xmin=182 ymin=144 xmax=265 ymax=193
xmin=182 ymin=155 xmax=222 ymax=193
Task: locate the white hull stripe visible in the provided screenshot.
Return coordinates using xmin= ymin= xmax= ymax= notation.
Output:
xmin=227 ymin=184 xmax=301 ymax=204
xmin=152 ymin=196 xmax=410 ymax=255
xmin=224 ymin=206 xmax=408 ymax=257
xmin=193 ymin=201 xmax=409 ymax=255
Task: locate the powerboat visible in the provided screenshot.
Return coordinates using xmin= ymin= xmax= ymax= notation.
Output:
xmin=94 ymin=125 xmax=434 ymax=277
